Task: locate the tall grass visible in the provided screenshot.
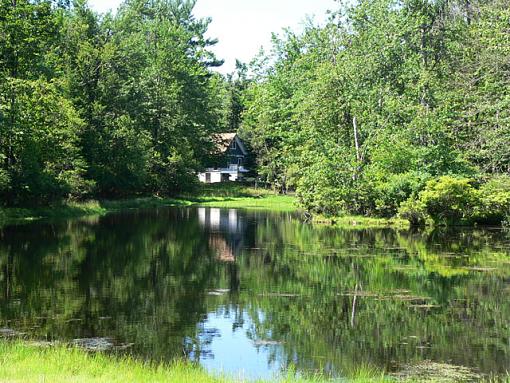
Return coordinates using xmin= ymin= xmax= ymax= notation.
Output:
xmin=0 ymin=342 xmax=391 ymax=383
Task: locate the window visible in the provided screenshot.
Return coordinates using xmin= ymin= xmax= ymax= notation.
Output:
xmin=231 ymin=140 xmax=237 ymax=150
xmin=237 ymin=158 xmax=243 ymax=166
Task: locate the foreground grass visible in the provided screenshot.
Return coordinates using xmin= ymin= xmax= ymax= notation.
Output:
xmin=3 ymin=342 xmax=506 ymax=382
xmin=0 ymin=342 xmax=230 ymax=383
xmin=0 ymin=342 xmax=387 ymax=383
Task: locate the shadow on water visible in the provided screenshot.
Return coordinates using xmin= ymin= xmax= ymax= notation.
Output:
xmin=0 ymin=207 xmax=509 ymax=380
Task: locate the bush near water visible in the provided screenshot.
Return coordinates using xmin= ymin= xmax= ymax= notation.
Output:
xmin=398 ymin=176 xmax=510 ymax=226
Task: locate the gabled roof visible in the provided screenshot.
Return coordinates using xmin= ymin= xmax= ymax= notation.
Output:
xmin=212 ymin=133 xmax=237 ymax=153
xmin=212 ymin=133 xmax=247 ymax=155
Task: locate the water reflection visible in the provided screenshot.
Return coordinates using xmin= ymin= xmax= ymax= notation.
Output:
xmin=198 ymin=208 xmax=245 ymax=264
xmin=0 ymin=208 xmax=509 ymax=379
xmin=193 ymin=307 xmax=285 ymax=380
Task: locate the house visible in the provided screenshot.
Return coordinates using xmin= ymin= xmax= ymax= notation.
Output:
xmin=198 ymin=133 xmax=249 ymax=183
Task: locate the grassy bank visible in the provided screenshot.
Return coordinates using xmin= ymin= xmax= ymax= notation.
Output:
xmin=0 ymin=342 xmax=386 ymax=383
xmin=0 ymin=199 xmax=180 ymax=227
xmin=1 ymin=342 xmax=506 ymax=383
xmin=181 ymin=184 xmax=296 ymax=211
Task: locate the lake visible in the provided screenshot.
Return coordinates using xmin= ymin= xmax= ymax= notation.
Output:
xmin=1 ymin=207 xmax=509 ymax=380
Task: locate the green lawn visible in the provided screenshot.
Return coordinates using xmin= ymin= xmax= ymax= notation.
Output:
xmin=193 ymin=194 xmax=296 ymax=211
xmin=0 ymin=342 xmax=386 ymax=383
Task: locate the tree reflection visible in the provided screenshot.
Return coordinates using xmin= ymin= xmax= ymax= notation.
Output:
xmin=0 ymin=209 xmax=509 ymax=377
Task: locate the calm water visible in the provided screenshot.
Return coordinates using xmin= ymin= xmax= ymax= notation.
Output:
xmin=1 ymin=207 xmax=510 ymax=379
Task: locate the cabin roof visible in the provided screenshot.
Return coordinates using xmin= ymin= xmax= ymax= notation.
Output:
xmin=212 ymin=132 xmax=240 ymax=153
xmin=213 ymin=133 xmax=237 ymax=152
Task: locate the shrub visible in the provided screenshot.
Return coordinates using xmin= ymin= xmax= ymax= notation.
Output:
xmin=416 ymin=176 xmax=478 ymax=225
xmin=475 ymin=175 xmax=510 ymax=225
xmin=296 ymin=156 xmax=365 ymax=216
xmin=398 ymin=198 xmax=428 ymax=226
xmin=374 ymin=171 xmax=430 ymax=217
xmin=400 ymin=175 xmax=510 ymax=226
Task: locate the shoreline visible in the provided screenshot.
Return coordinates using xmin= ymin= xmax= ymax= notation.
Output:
xmin=0 ymin=191 xmax=298 ymax=228
xmin=0 ymin=197 xmax=411 ymax=230
xmin=8 ymin=184 xmax=502 ymax=230
xmin=2 ymin=193 xmax=505 ymax=231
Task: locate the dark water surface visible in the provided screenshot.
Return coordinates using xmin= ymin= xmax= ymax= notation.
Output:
xmin=1 ymin=207 xmax=509 ymax=379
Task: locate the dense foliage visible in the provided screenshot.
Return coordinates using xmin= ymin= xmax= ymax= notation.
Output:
xmin=0 ymin=0 xmax=228 ymax=204
xmin=1 ymin=0 xmax=508 ymax=225
xmin=241 ymin=0 xmax=510 ymax=224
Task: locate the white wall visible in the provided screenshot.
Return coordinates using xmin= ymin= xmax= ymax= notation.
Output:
xmin=198 ymin=171 xmax=224 ymax=183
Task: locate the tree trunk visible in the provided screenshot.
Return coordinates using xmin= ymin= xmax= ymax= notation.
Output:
xmin=353 ymin=116 xmax=361 ymax=163
xmin=8 ymin=0 xmax=18 ymax=168
xmin=465 ymin=0 xmax=471 ymax=25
